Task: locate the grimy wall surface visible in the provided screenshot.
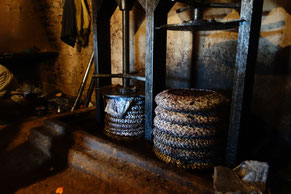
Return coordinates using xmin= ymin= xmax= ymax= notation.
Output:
xmin=0 ymin=0 xmax=94 ymax=96
xmin=0 ymin=0 xmax=290 ymax=150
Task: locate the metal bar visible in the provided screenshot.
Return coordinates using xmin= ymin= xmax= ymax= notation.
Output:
xmin=226 ymin=0 xmax=264 ymax=167
xmin=71 ymin=51 xmax=94 ymax=111
xmin=176 ymin=6 xmax=192 ymax=13
xmin=193 ymin=3 xmax=202 ymax=21
xmin=156 ymin=19 xmax=244 ymax=31
xmin=193 ymin=9 xmax=200 ymax=21
xmin=92 ymin=0 xmax=102 ymax=122
xmin=92 ymin=0 xmax=116 ymax=122
xmin=191 ymin=0 xmax=202 ymax=87
xmin=122 ymin=7 xmax=130 ymax=87
xmin=193 ymin=2 xmax=240 ymax=8
xmin=144 ymin=1 xmax=158 ymax=141
xmin=83 ymin=77 xmax=95 ymax=107
xmin=144 ymin=0 xmax=174 ymax=141
xmin=174 ymin=1 xmax=240 ymax=8
xmin=93 ymin=74 xmax=146 ymax=82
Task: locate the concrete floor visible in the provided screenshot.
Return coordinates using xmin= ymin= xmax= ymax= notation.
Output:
xmin=0 ymin=106 xmax=214 ymax=194
xmin=16 ymin=168 xmax=140 ymax=194
xmin=0 ymin=107 xmax=102 ymax=194
xmin=1 ymin=102 xmax=291 ymax=193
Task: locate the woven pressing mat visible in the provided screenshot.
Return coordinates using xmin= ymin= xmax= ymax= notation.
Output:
xmin=104 ymin=124 xmax=144 ymax=133
xmin=128 ymin=104 xmax=145 ymax=111
xmin=129 ymin=100 xmax=145 ymax=106
xmin=104 ymin=130 xmax=143 ymax=141
xmin=153 ymin=148 xmax=214 ymax=170
xmin=121 ymin=114 xmax=144 ymax=119
xmin=155 ymin=88 xmax=228 ymax=112
xmin=105 ymin=114 xmax=144 ymax=124
xmin=105 ymin=120 xmax=144 ymax=129
xmin=153 ymin=138 xmax=217 ymax=160
xmin=152 ymin=128 xmax=220 ymax=150
xmin=153 ymin=127 xmax=219 ymax=140
xmin=105 ymin=112 xmax=145 ymax=120
xmin=125 ymin=110 xmax=145 ymax=115
xmin=154 ymin=116 xmax=219 ymax=138
xmin=155 ymin=105 xmax=221 ymax=126
xmin=104 ymin=126 xmax=144 ymax=137
xmin=105 ymin=95 xmax=145 ymax=102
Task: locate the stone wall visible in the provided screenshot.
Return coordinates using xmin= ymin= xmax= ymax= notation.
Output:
xmin=0 ymin=0 xmax=94 ymax=97
xmin=0 ymin=0 xmax=53 ymax=53
xmin=36 ymin=0 xmax=94 ymax=96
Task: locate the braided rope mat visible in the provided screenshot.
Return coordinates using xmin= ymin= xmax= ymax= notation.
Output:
xmin=154 ymin=116 xmax=219 ymax=138
xmin=104 ymin=126 xmax=144 ymax=137
xmin=105 ymin=120 xmax=144 ymax=129
xmin=104 ymin=124 xmax=144 ymax=133
xmin=155 ymin=89 xmax=228 ymax=112
xmin=105 ymin=95 xmax=145 ymax=102
xmin=153 ymin=148 xmax=214 ymax=170
xmin=153 ymin=138 xmax=217 ymax=160
xmin=122 ymin=113 xmax=144 ymax=119
xmin=106 ymin=113 xmax=144 ymax=120
xmin=105 ymin=114 xmax=144 ymax=124
xmin=152 ymin=128 xmax=220 ymax=149
xmin=104 ymin=130 xmax=143 ymax=141
xmin=125 ymin=110 xmax=145 ymax=115
xmin=129 ymin=104 xmax=145 ymax=111
xmin=155 ymin=106 xmax=220 ymax=125
xmin=130 ymin=101 xmax=145 ymax=106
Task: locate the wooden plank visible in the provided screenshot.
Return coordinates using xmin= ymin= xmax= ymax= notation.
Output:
xmin=226 ymin=0 xmax=264 ymax=166
xmin=92 ymin=0 xmax=117 ymax=122
xmin=144 ymin=0 xmax=174 ymax=141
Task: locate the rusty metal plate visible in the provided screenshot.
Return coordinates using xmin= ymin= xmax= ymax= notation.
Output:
xmin=156 ymin=19 xmax=244 ymax=31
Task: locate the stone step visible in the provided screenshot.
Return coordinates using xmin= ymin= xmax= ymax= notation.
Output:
xmin=28 ymin=119 xmax=69 ymax=158
xmin=68 ymin=146 xmax=147 ymax=192
xmin=27 ymin=117 xmax=214 ymax=193
xmin=70 ymin=130 xmax=214 ymax=193
xmin=43 ymin=119 xmax=67 ymax=136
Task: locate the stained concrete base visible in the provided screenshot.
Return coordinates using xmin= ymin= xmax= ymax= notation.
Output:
xmin=0 ymin=108 xmax=214 ymax=193
xmin=70 ymin=130 xmax=213 ymax=193
xmin=16 ymin=168 xmax=139 ymax=194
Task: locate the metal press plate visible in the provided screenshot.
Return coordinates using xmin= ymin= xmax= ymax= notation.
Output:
xmin=156 ymin=19 xmax=244 ymax=31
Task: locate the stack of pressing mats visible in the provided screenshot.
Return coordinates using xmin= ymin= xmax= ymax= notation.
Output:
xmin=153 ymin=89 xmax=228 ymax=170
xmin=104 ymin=95 xmax=145 ymax=141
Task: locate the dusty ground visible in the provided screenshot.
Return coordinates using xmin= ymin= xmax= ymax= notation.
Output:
xmin=1 ymin=105 xmax=290 ymax=194
xmin=16 ymin=168 xmax=140 ymax=194
xmin=0 ymin=107 xmax=104 ymax=194
xmin=0 ymin=108 xmax=182 ymax=194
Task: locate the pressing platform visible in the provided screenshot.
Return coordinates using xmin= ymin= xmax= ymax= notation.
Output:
xmin=0 ymin=108 xmax=214 ymax=194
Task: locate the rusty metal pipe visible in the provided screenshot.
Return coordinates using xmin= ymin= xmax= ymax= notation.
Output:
xmin=71 ymin=51 xmax=94 ymax=111
xmin=93 ymin=73 xmax=146 ymax=82
xmin=121 ymin=1 xmax=130 ymax=87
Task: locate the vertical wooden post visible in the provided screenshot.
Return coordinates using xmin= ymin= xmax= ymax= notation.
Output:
xmin=226 ymin=0 xmax=264 ymax=166
xmin=142 ymin=0 xmax=173 ymax=141
xmin=92 ymin=0 xmax=102 ymax=122
xmin=92 ymin=0 xmax=117 ymax=122
xmin=144 ymin=0 xmax=160 ymax=141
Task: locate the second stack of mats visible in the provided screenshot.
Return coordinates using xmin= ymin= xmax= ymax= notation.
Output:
xmin=153 ymin=88 xmax=228 ymax=170
xmin=104 ymin=95 xmax=145 ymax=141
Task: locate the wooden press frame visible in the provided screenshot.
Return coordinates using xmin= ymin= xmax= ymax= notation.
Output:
xmin=91 ymin=0 xmax=264 ymax=167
